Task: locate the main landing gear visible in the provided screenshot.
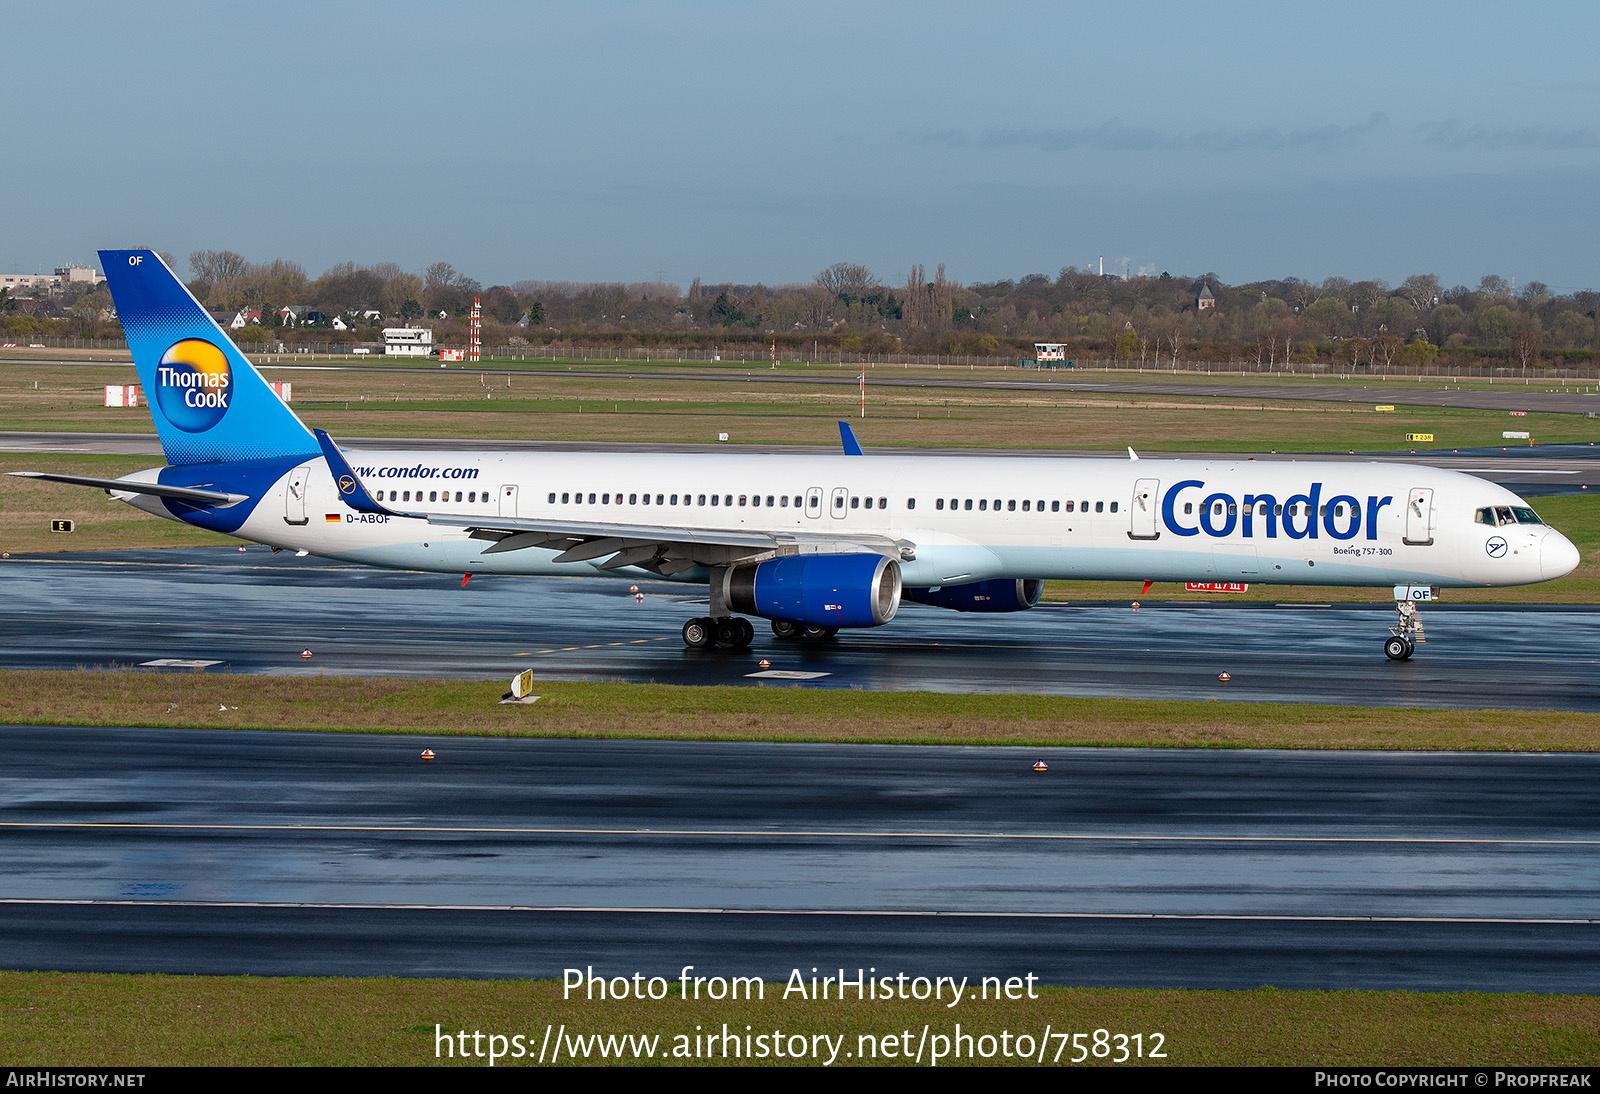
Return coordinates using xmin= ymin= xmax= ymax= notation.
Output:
xmin=1384 ymin=599 xmax=1425 ymax=661
xmin=682 ymin=616 xmax=755 ymax=649
xmin=681 ymin=616 xmax=839 ymax=649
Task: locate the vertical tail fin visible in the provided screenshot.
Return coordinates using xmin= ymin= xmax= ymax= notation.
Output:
xmin=100 ymin=249 xmax=319 ymax=466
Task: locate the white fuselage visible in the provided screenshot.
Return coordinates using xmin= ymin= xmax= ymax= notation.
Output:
xmin=128 ymin=448 xmax=1578 ymax=590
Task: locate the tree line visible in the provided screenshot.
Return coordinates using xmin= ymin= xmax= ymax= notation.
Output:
xmin=3 ymin=250 xmax=1596 ymax=368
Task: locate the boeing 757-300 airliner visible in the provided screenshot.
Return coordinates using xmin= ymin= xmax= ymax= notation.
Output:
xmin=12 ymin=250 xmax=1581 ymax=660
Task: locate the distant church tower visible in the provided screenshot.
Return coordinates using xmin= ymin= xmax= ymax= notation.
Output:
xmin=1196 ymin=283 xmax=1216 ymax=311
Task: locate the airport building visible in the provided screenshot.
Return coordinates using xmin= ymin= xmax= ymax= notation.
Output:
xmin=383 ymin=326 xmax=433 ymax=356
xmin=0 ymin=265 xmax=102 ymax=295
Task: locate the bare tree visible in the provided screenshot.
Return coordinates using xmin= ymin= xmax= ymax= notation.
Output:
xmin=1510 ymin=329 xmax=1541 ymax=374
xmin=815 ymin=262 xmax=877 ymax=301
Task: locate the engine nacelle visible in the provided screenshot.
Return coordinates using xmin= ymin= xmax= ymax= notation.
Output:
xmin=725 ymin=553 xmax=901 ymax=628
xmin=904 ymin=578 xmax=1043 ymax=613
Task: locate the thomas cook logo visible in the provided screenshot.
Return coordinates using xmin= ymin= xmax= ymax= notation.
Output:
xmin=338 ymin=475 xmax=358 ymax=495
xmin=155 ymin=339 xmax=232 ymax=433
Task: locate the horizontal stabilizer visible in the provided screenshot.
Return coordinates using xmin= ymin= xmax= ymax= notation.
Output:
xmin=7 ymin=471 xmax=247 ymax=506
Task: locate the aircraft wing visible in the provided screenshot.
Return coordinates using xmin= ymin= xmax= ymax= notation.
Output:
xmin=424 ymin=511 xmax=914 ymax=576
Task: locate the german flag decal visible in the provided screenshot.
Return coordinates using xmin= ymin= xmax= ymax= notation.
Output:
xmin=325 ymin=513 xmax=341 ymax=524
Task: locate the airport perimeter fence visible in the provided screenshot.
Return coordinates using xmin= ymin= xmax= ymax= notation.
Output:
xmin=12 ymin=335 xmax=1600 ymax=383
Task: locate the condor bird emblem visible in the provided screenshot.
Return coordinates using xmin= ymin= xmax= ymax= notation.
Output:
xmin=338 ymin=475 xmax=358 ymax=495
xmin=1486 ymin=536 xmax=1508 ymax=558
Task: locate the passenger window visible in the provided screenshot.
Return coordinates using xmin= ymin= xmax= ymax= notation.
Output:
xmin=780 ymin=496 xmax=788 ymax=507
xmin=588 ymin=493 xmax=596 ymax=504
xmin=630 ymin=493 xmax=637 ymax=504
xmin=1110 ymin=501 xmax=1119 ymax=513
xmin=835 ymin=496 xmax=845 ymax=509
xmin=1007 ymin=500 xmax=1016 ymax=511
xmin=879 ymin=497 xmax=887 ymax=509
xmin=1022 ymin=500 xmax=1031 ymax=512
xmin=429 ymin=491 xmax=437 ymax=502
xmin=711 ymin=495 xmax=719 ymax=506
xmin=548 ymin=492 xmax=556 ymax=504
xmin=979 ymin=499 xmax=988 ymax=511
xmin=697 ymin=494 xmax=706 ymax=505
xmin=1053 ymin=501 xmax=1062 ymax=513
xmin=1184 ymin=503 xmax=1193 ymax=515
xmin=739 ymin=495 xmax=747 ymax=507
xmin=1096 ymin=502 xmax=1104 ymax=513
xmin=907 ymin=498 xmax=915 ymax=510
xmin=851 ymin=497 xmax=860 ymax=509
xmin=964 ymin=499 xmax=973 ymax=511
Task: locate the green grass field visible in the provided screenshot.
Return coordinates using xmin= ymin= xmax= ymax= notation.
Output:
xmin=3 ymin=360 xmax=1596 ymax=452
xmin=3 ymin=673 xmax=1598 ymax=751
xmin=4 ymin=971 xmax=1595 ymax=1067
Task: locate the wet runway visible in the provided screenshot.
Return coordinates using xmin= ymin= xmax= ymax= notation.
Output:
xmin=3 ymin=727 xmax=1596 ymax=991
xmin=1 ymin=549 xmax=1596 ymax=710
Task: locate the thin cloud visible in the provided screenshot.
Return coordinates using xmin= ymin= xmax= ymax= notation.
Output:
xmin=1417 ymin=119 xmax=1600 ymax=150
xmin=916 ymin=113 xmax=1388 ymax=154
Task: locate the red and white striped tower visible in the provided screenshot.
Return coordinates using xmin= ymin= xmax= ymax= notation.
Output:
xmin=469 ymin=297 xmax=481 ymax=364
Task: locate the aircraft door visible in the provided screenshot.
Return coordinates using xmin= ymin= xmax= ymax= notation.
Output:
xmin=1129 ymin=477 xmax=1160 ymax=540
xmin=499 ymin=484 xmax=519 ymax=518
xmin=284 ymin=463 xmax=312 ymax=525
xmin=829 ymin=486 xmax=848 ymax=519
xmin=805 ymin=487 xmax=823 ymax=519
xmin=1404 ymin=487 xmax=1434 ymax=546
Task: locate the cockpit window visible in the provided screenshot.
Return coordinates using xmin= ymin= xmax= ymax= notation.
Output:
xmin=1476 ymin=505 xmax=1545 ymax=527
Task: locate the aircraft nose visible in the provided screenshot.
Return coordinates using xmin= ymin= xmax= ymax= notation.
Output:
xmin=1541 ymin=529 xmax=1580 ymax=580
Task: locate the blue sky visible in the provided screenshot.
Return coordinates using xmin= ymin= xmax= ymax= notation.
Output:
xmin=7 ymin=1 xmax=1600 ymax=291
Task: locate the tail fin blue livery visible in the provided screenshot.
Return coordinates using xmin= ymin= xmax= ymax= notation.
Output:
xmin=100 ymin=249 xmax=320 ymax=466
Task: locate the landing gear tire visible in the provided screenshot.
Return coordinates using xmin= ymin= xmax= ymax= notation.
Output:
xmin=800 ymin=625 xmax=834 ymax=642
xmin=771 ymin=619 xmax=802 ymax=641
xmin=715 ymin=617 xmax=753 ymax=649
xmin=1383 ymin=635 xmax=1412 ymax=661
xmin=683 ymin=617 xmax=713 ymax=649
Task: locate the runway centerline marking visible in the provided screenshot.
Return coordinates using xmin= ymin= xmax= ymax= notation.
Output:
xmin=1 ymin=821 xmax=1591 ymax=846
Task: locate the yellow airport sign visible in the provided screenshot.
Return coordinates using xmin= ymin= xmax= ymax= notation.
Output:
xmin=1407 ymin=433 xmax=1434 ymax=442
xmin=1375 ymin=405 xmax=1395 ymax=412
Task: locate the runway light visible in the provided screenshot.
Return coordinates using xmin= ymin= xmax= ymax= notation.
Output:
xmin=759 ymin=659 xmax=771 ymax=668
xmin=1218 ymin=672 xmax=1231 ymax=682
xmin=301 ymin=649 xmax=312 ymax=659
xmin=237 ymin=546 xmax=246 ymax=552
xmin=1032 ymin=760 xmax=1049 ymax=772
xmin=1131 ymin=601 xmax=1140 ymax=612
xmin=421 ymin=749 xmax=435 ymax=761
xmin=629 ymin=585 xmax=639 ymax=594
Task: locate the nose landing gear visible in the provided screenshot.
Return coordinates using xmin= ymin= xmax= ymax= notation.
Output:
xmin=1384 ymin=599 xmax=1425 ymax=660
